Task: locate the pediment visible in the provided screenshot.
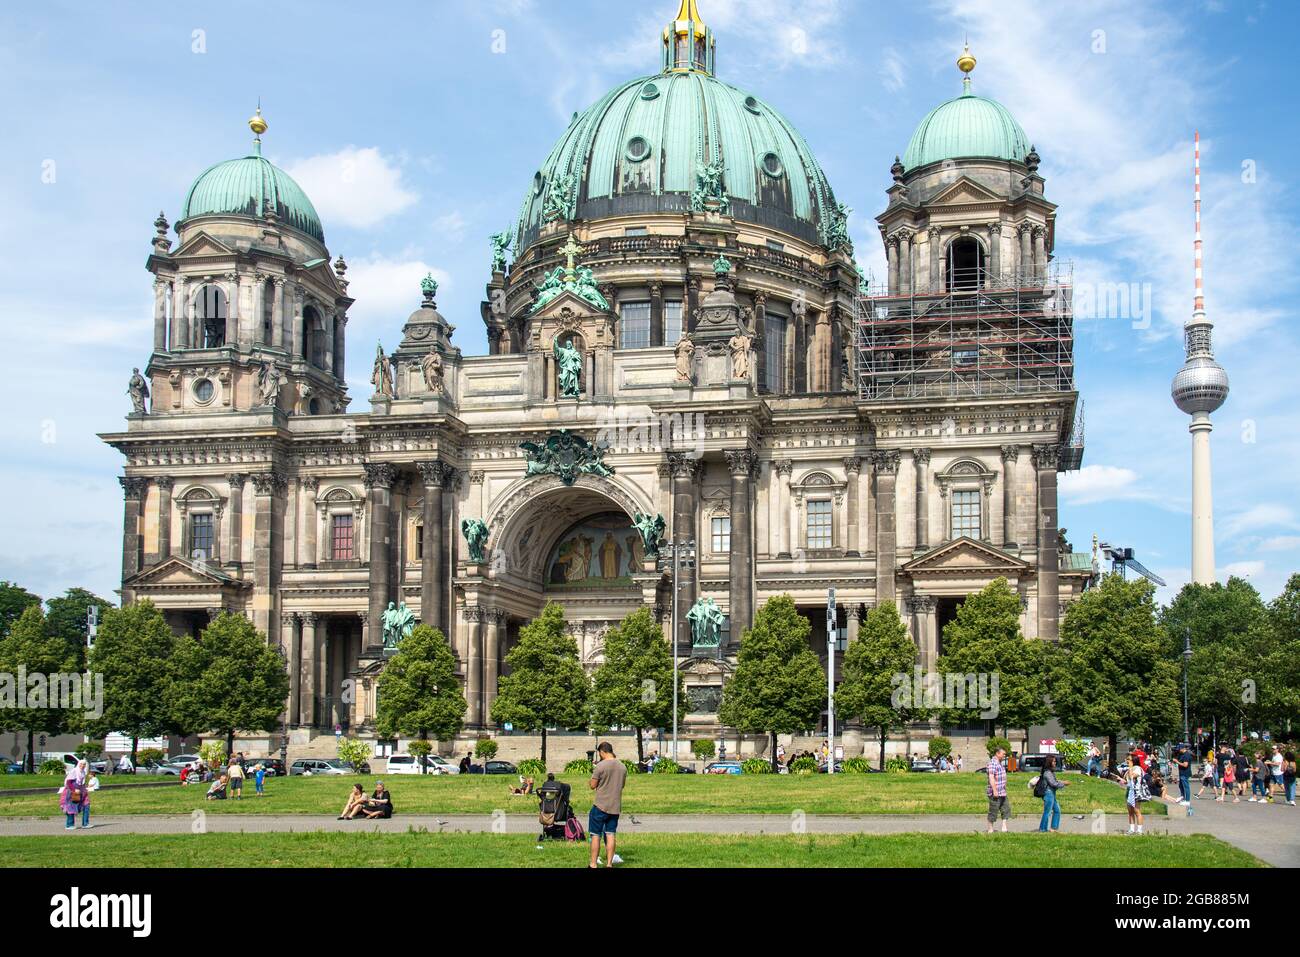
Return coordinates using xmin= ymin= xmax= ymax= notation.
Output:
xmin=172 ymin=231 xmax=237 ymax=259
xmin=300 ymin=258 xmax=345 ymax=296
xmin=928 ymin=177 xmax=1003 ymax=207
xmin=125 ymin=556 xmax=244 ymax=589
xmin=903 ymin=537 xmax=1029 ymax=575
xmin=532 ymin=289 xmax=610 ymax=320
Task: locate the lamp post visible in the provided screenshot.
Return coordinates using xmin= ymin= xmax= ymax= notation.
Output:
xmin=1182 ymin=628 xmax=1193 ymax=747
xmin=660 ymin=534 xmax=695 ymax=765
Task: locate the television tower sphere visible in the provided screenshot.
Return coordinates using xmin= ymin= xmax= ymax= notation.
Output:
xmin=1171 ymin=352 xmax=1229 ymax=415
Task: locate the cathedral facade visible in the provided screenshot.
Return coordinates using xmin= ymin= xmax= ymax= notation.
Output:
xmin=103 ymin=3 xmax=1090 ymax=755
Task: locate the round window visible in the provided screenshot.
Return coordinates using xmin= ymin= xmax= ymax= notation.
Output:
xmin=626 ymin=136 xmax=651 ymax=162
xmin=193 ymin=379 xmax=215 ymax=403
xmin=640 ymin=83 xmax=660 ymax=100
xmin=533 ymin=171 xmax=546 ymax=196
xmin=761 ymin=152 xmax=784 ymax=178
xmin=744 ymin=95 xmax=762 ymax=115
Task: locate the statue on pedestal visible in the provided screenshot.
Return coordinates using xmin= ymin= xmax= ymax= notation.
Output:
xmin=489 ymin=232 xmax=512 ymax=274
xmin=127 ymin=368 xmax=149 ymax=414
xmin=371 ymin=343 xmax=394 ymax=398
xmin=461 ymin=518 xmax=490 ymax=564
xmin=257 ymin=360 xmax=283 ymax=406
xmin=674 ymin=337 xmax=695 ymax=382
xmin=381 ymin=601 xmax=416 ymax=651
xmin=554 ymin=338 xmax=583 ymax=398
xmin=729 ymin=331 xmax=752 ymax=380
xmin=420 ymin=349 xmax=445 ymax=394
xmin=687 ymin=597 xmax=725 ymax=648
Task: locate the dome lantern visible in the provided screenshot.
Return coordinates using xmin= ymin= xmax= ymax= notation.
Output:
xmin=662 ymin=0 xmax=715 ymax=75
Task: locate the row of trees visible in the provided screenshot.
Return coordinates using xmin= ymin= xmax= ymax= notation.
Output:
xmin=0 ymin=591 xmax=288 ymax=766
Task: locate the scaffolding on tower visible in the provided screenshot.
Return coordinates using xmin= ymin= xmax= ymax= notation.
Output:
xmin=854 ymin=262 xmax=1077 ymax=403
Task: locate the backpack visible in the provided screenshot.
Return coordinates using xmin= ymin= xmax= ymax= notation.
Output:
xmin=564 ymin=816 xmax=585 ymax=842
xmin=1030 ymin=774 xmax=1045 ymax=798
xmin=1135 ymin=771 xmax=1152 ymax=802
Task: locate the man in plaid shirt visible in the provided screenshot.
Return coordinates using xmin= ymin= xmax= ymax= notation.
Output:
xmin=986 ymin=746 xmax=1011 ymax=833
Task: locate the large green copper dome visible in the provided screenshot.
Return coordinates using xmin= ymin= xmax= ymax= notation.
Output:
xmin=516 ymin=70 xmax=844 ymax=249
xmin=902 ymin=88 xmax=1031 ymax=171
xmin=181 ymin=153 xmax=324 ymax=243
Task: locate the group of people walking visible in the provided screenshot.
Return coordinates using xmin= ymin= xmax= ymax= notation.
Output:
xmin=1180 ymin=742 xmax=1295 ymax=807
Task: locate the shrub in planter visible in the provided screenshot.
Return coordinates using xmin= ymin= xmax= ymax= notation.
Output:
xmin=516 ymin=758 xmax=546 ymax=778
xmin=789 ymin=755 xmax=819 ymax=775
xmin=885 ymin=756 xmax=910 ymax=773
xmin=840 ymin=756 xmax=874 ymax=774
xmin=741 ymin=757 xmax=773 ymax=774
xmin=39 ymin=758 xmax=66 ymax=776
xmin=652 ymin=758 xmax=682 ymax=774
xmin=986 ymin=736 xmax=1013 ymax=758
xmin=927 ymin=737 xmax=952 ymax=761
xmin=565 ymin=758 xmax=593 ymax=776
xmin=691 ymin=739 xmax=716 ymax=761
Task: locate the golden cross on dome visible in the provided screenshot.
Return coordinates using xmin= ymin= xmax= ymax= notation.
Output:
xmin=559 ymin=233 xmax=583 ymax=281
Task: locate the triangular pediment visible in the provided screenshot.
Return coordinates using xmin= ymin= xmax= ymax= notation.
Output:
xmin=903 ymin=537 xmax=1029 ymax=575
xmin=300 ymin=257 xmax=346 ymax=296
xmin=533 ymin=288 xmax=610 ymax=319
xmin=172 ymin=231 xmax=237 ymax=259
xmin=125 ymin=556 xmax=244 ymax=589
xmin=928 ymin=176 xmax=1003 ymax=207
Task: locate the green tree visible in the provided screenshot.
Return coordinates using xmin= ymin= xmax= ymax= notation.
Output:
xmin=45 ymin=588 xmax=115 ymax=672
xmin=0 ymin=582 xmax=41 ymax=639
xmin=1052 ymin=574 xmax=1181 ymax=765
xmin=837 ymin=600 xmax=927 ymax=770
xmin=935 ymin=578 xmax=1050 ymax=745
xmin=168 ymin=612 xmax=289 ymax=755
xmin=85 ymin=601 xmax=177 ymax=764
xmin=718 ymin=595 xmax=825 ymax=771
xmin=0 ymin=605 xmax=76 ymax=770
xmin=1264 ymin=574 xmax=1300 ymax=733
xmin=589 ymin=607 xmax=685 ymax=761
xmin=375 ymin=624 xmax=466 ymax=768
xmin=337 ymin=737 xmax=372 ymax=772
xmin=491 ymin=603 xmax=589 ymax=764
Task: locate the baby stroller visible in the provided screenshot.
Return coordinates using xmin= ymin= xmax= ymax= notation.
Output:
xmin=537 ymin=780 xmax=583 ymax=842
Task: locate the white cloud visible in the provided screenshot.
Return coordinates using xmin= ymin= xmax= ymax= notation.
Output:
xmin=1219 ymin=503 xmax=1296 ymax=540
xmin=879 ymin=47 xmax=906 ymax=93
xmin=1221 ymin=560 xmax=1265 ymax=582
xmin=1259 ymin=536 xmax=1300 ymax=553
xmin=1059 ymin=464 xmax=1144 ymax=505
xmin=284 ymin=147 xmax=418 ymax=230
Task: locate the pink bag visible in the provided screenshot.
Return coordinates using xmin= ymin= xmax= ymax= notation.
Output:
xmin=564 ymin=816 xmax=585 ymax=842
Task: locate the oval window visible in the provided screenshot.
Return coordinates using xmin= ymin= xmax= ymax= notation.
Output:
xmin=533 ymin=171 xmax=546 ymax=196
xmin=640 ymin=83 xmax=660 ymax=100
xmin=193 ymin=379 xmax=214 ymax=403
xmin=744 ymin=95 xmax=762 ymax=115
xmin=761 ymin=152 xmax=784 ymax=178
xmin=626 ymin=136 xmax=651 ymax=162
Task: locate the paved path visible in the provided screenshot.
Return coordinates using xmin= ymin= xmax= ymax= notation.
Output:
xmin=2 ymin=797 xmax=1292 ymax=865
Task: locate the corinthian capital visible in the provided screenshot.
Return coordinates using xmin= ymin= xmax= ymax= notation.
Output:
xmin=724 ymin=449 xmax=758 ymax=477
xmin=666 ymin=452 xmax=701 ymax=480
xmin=363 ymin=463 xmax=397 ymax=490
xmin=871 ymin=450 xmax=901 ymax=475
xmin=1032 ymin=444 xmax=1061 ymax=471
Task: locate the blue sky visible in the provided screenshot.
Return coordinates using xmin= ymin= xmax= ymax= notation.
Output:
xmin=1 ymin=0 xmax=1295 ymax=606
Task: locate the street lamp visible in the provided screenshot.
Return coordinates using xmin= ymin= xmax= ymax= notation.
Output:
xmin=659 ymin=535 xmax=695 ymax=764
xmin=1182 ymin=628 xmax=1193 ymax=747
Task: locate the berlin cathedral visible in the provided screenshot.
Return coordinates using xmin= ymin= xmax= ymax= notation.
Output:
xmin=103 ymin=2 xmax=1091 ymax=757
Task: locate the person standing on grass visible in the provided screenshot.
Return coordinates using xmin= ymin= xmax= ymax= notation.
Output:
xmin=227 ymin=756 xmax=245 ymax=800
xmin=588 ymin=742 xmax=627 ymax=868
xmin=1125 ymin=753 xmax=1146 ymax=834
xmin=1036 ymin=755 xmax=1068 ymax=833
xmin=986 ymin=747 xmax=1011 ymax=834
xmin=253 ymin=763 xmax=266 ymax=798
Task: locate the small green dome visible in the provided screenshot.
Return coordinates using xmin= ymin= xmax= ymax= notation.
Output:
xmin=516 ymin=71 xmax=843 ymax=249
xmin=181 ymin=154 xmax=324 ymax=243
xmin=902 ymin=88 xmax=1031 ymax=170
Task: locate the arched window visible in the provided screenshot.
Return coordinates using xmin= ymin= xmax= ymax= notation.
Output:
xmin=947 ymin=237 xmax=986 ymax=292
xmin=197 ymin=285 xmax=227 ymax=348
xmin=261 ymin=280 xmax=276 ymax=344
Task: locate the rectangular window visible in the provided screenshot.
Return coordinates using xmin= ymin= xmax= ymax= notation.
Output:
xmin=625 ymin=227 xmax=649 ymax=237
xmin=620 ymin=301 xmax=651 ymax=349
xmin=720 ymin=615 xmax=731 ymax=649
xmin=765 ymin=313 xmax=787 ymax=393
xmin=807 ymin=500 xmax=833 ymax=549
xmin=951 ymin=490 xmax=981 ymax=539
xmin=711 ymin=516 xmax=731 ymax=554
xmin=767 ymin=239 xmax=785 ymax=253
xmin=664 ymin=300 xmax=684 ymax=346
xmin=415 ymin=524 xmax=424 ymax=561
xmin=190 ymin=513 xmax=213 ymax=559
xmin=331 ymin=513 xmax=355 ymax=561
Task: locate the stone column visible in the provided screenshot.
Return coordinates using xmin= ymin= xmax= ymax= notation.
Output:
xmin=224 ymin=273 xmax=239 ymax=346
xmin=1000 ymin=446 xmax=1019 ymax=548
xmin=913 ymin=449 xmax=930 ymax=553
xmin=846 ymin=605 xmax=862 ymax=644
xmin=982 ymin=476 xmax=995 ymax=545
xmin=298 ymin=477 xmax=318 ymax=568
xmin=987 ymin=222 xmax=1002 ymax=285
xmin=152 ymin=280 xmax=168 ymax=352
xmin=1019 ymin=224 xmax=1033 ymax=282
xmin=910 ymin=595 xmax=938 ymax=668
xmin=465 ymin=606 xmax=484 ymax=728
xmin=1033 ymin=226 xmax=1047 ymax=280
xmin=282 ymin=613 xmax=301 ymax=726
xmin=725 ymin=450 xmax=757 ymax=641
xmin=291 ymin=288 xmax=304 ymax=360
xmin=250 ymin=470 xmax=286 ymax=643
xmin=898 ymin=231 xmax=913 ymax=296
xmin=927 ymin=227 xmax=942 ymax=293
xmin=323 ymin=310 xmax=335 ymax=375
xmin=775 ymin=459 xmax=793 ymax=558
xmin=417 ymin=461 xmax=451 ymax=636
xmin=886 ymin=236 xmax=899 ymax=295
xmin=271 ymin=279 xmax=285 ymax=350
xmin=1033 ymin=444 xmax=1060 ymax=641
xmin=119 ymin=477 xmax=145 ymax=584
xmin=650 ymin=282 xmax=664 ymax=347
xmin=872 ymin=450 xmax=900 ymax=602
xmin=334 ymin=312 xmax=347 ymax=379
xmin=170 ymin=277 xmax=186 ymax=351
xmin=667 ymin=453 xmax=701 ymax=652
xmin=364 ymin=464 xmax=396 ymax=648
xmin=153 ymin=477 xmax=174 ymax=564
xmin=484 ymin=609 xmax=505 ymax=727
xmin=843 ymin=457 xmax=862 ymax=557
xmin=225 ymin=474 xmax=245 ymax=568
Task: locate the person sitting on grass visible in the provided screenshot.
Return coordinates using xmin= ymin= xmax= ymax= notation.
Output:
xmin=361 ymin=781 xmax=394 ymax=819
xmin=205 ymin=774 xmax=228 ymax=801
xmin=339 ymin=784 xmax=367 ymax=820
xmin=510 ymin=776 xmax=535 ymax=796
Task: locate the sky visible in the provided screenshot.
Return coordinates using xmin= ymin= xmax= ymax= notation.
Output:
xmin=0 ymin=0 xmax=1295 ymax=608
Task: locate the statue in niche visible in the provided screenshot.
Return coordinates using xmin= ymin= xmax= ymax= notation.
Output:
xmin=729 ymin=331 xmax=752 ymax=381
xmin=420 ymin=349 xmax=445 ymax=394
xmin=674 ymin=337 xmax=695 ymax=382
xmin=554 ymin=337 xmax=583 ymax=398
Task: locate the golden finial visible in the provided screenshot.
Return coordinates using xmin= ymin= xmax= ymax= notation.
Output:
xmin=957 ymin=41 xmax=976 ymax=76
xmin=248 ymin=102 xmax=268 ymax=137
xmin=675 ymin=0 xmax=705 ymax=27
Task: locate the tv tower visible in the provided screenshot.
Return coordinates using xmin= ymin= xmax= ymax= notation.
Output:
xmin=1171 ymin=132 xmax=1230 ymax=585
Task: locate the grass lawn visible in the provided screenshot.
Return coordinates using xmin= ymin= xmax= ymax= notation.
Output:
xmin=0 ymin=831 xmax=1251 ymax=868
xmin=0 ymin=775 xmax=67 ymax=790
xmin=0 ymin=772 xmax=1158 ymax=817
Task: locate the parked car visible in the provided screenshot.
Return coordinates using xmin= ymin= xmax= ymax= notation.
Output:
xmin=908 ymin=760 xmax=939 ymax=773
xmin=817 ymin=761 xmax=845 ymax=774
xmin=290 ymin=758 xmax=354 ymax=776
xmin=1018 ymin=753 xmax=1071 ymax=774
xmin=384 ymin=754 xmax=437 ymax=775
xmin=169 ymin=754 xmax=203 ymax=771
xmin=138 ymin=760 xmax=180 ymax=776
xmin=704 ymin=761 xmax=743 ymax=775
xmin=425 ymin=755 xmax=459 ymax=775
xmin=481 ymin=760 xmax=517 ymax=775
xmin=3 ymin=759 xmax=24 ymax=774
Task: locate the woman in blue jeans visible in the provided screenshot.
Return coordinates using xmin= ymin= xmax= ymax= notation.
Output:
xmin=1038 ymin=755 xmax=1069 ymax=832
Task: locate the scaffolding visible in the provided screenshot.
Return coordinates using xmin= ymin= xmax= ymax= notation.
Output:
xmin=855 ymin=263 xmax=1076 ymax=402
